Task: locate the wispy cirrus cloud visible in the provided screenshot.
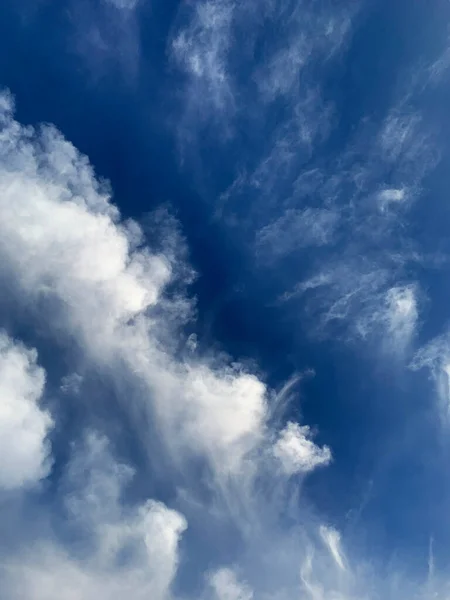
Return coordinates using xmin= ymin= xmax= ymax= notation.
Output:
xmin=67 ymin=0 xmax=143 ymax=82
xmin=170 ymin=0 xmax=354 ymax=153
xmin=170 ymin=0 xmax=447 ymax=363
xmin=171 ymin=1 xmax=236 ymax=131
xmin=263 ymin=90 xmax=439 ymax=354
xmin=411 ymin=331 xmax=450 ymax=423
xmin=105 ymin=0 xmax=139 ymax=9
xmin=255 ymin=207 xmax=339 ymax=263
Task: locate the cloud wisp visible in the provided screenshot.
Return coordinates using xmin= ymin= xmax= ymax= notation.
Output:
xmin=170 ymin=0 xmax=353 ymax=156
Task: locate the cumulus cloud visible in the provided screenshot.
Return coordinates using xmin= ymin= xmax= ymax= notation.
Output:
xmin=273 ymin=422 xmax=331 ymax=475
xmin=209 ymin=568 xmax=253 ymax=600
xmin=0 ymin=92 xmax=171 ymax=354
xmin=0 ymin=90 xmax=335 ymax=503
xmin=0 ymin=91 xmax=344 ymax=599
xmin=0 ymin=331 xmax=53 ymax=490
xmin=0 ymin=91 xmax=278 ymax=491
xmin=2 ymin=434 xmax=186 ymax=600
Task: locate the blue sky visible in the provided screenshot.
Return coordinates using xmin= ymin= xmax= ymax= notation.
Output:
xmin=1 ymin=0 xmax=450 ymax=598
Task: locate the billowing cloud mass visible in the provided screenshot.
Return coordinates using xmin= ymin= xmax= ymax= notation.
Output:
xmin=0 ymin=331 xmax=52 ymax=490
xmin=273 ymin=422 xmax=331 ymax=475
xmin=2 ymin=434 xmax=187 ymax=600
xmin=0 ymin=92 xmax=339 ymax=599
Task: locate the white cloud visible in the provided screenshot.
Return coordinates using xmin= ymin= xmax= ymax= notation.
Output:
xmin=209 ymin=568 xmax=253 ymax=600
xmin=319 ymin=526 xmax=346 ymax=571
xmin=280 ymin=103 xmax=434 ymax=350
xmin=289 ymin=263 xmax=391 ymax=334
xmin=179 ymin=366 xmax=268 ymax=472
xmin=0 ymin=91 xmax=348 ymax=600
xmin=284 ymin=251 xmax=421 ymax=355
xmin=0 ymin=331 xmax=53 ymax=490
xmin=104 ymin=0 xmax=139 ymax=9
xmin=170 ymin=0 xmax=353 ymax=149
xmin=2 ymin=434 xmax=186 ymax=600
xmin=255 ymin=208 xmax=338 ymax=262
xmin=60 ymin=373 xmax=83 ymax=396
xmin=377 ymin=187 xmax=408 ymax=211
xmin=383 ymin=285 xmax=419 ymax=352
xmin=214 ymin=58 xmax=439 ymax=359
xmin=377 ymin=107 xmax=439 ymax=182
xmin=171 ymin=0 xmax=236 ymax=135
xmin=273 ymin=422 xmax=331 ymax=475
xmin=411 ymin=333 xmax=450 ymax=421
xmin=379 ymin=112 xmax=422 ymax=164
xmin=351 ymin=283 xmax=420 ymax=356
xmin=254 ymin=3 xmax=352 ymax=103
xmin=0 ymin=92 xmax=288 ymax=484
xmin=0 ymin=94 xmax=172 ymax=358
xmin=428 ymin=45 xmax=450 ymax=83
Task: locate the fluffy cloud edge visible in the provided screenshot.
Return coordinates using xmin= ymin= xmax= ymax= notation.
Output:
xmin=0 ymin=331 xmax=53 ymax=490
